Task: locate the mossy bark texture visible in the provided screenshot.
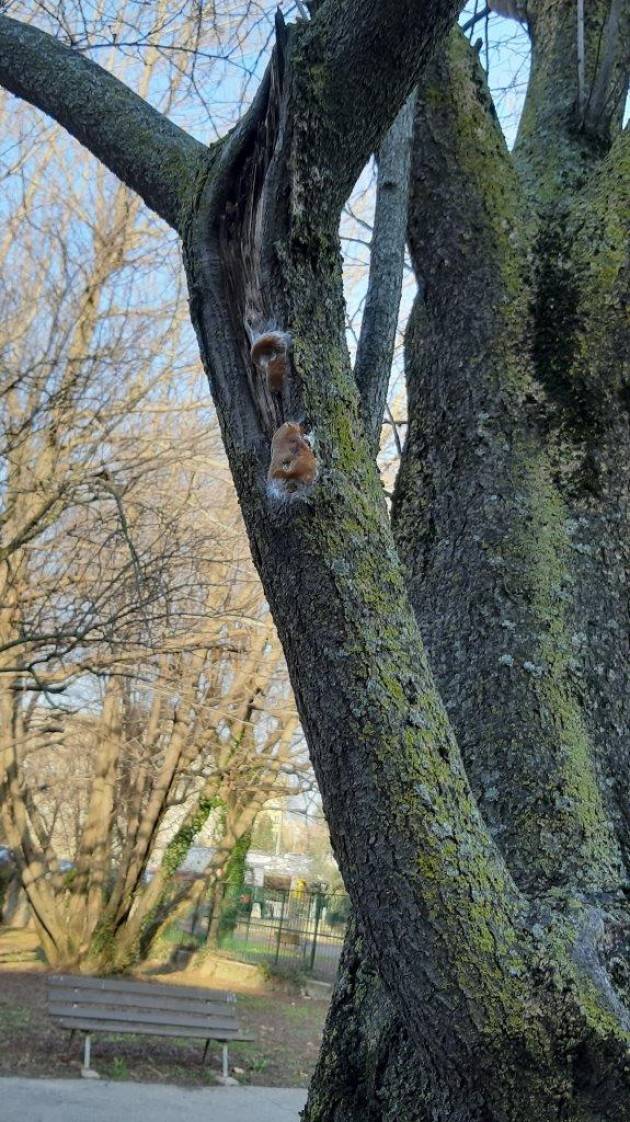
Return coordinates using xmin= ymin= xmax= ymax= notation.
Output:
xmin=306 ymin=9 xmax=629 ymax=1120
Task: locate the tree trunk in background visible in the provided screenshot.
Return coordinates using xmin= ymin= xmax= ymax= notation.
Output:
xmin=86 ymin=793 xmax=225 ymax=973
xmin=206 ymin=829 xmax=252 ymax=946
xmin=304 ymin=7 xmax=630 ymax=1119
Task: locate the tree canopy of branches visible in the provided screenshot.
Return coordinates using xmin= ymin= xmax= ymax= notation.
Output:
xmin=0 ymin=70 xmax=308 ymax=970
xmin=0 ymin=0 xmax=628 ymax=1116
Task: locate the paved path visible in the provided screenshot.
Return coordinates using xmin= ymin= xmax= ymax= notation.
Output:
xmin=0 ymin=1077 xmax=307 ymax=1121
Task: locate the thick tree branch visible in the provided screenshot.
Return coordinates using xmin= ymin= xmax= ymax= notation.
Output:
xmin=354 ymin=94 xmax=416 ymax=453
xmin=0 ymin=14 xmax=208 ymax=232
xmin=393 ymin=30 xmax=623 ymax=894
xmin=514 ymin=0 xmax=628 ymax=206
xmin=297 ymin=0 xmax=461 ymax=203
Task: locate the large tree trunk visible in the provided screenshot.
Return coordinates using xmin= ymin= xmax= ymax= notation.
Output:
xmin=305 ymin=9 xmax=630 ymax=1120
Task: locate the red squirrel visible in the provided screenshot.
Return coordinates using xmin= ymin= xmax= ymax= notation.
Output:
xmin=267 ymin=422 xmax=317 ymax=499
xmin=250 ymin=331 xmax=291 ymax=394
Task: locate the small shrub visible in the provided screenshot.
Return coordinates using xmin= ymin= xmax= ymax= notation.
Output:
xmin=258 ymin=961 xmax=305 ymax=991
xmin=110 ymin=1056 xmax=129 ymax=1080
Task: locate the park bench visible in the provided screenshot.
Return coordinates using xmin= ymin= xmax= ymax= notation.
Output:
xmin=47 ymin=973 xmax=255 ymax=1081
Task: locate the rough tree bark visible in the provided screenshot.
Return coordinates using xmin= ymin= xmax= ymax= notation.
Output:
xmin=0 ymin=0 xmax=628 ymax=1117
xmin=305 ymin=5 xmax=630 ymax=1119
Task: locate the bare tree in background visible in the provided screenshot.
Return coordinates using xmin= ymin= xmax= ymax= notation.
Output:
xmin=0 ymin=53 xmax=309 ymax=969
xmin=22 ymin=618 xmax=305 ymax=971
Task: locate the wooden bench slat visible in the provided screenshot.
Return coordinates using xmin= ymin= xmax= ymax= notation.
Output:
xmin=48 ymin=974 xmax=232 ymax=1002
xmin=50 ymin=1015 xmax=256 ymax=1042
xmin=48 ymin=1003 xmax=239 ymax=1031
xmin=47 ymin=989 xmax=231 ymax=1016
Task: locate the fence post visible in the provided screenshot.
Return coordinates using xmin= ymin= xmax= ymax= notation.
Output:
xmin=245 ymin=895 xmax=252 ymax=946
xmin=274 ymin=890 xmax=287 ymax=965
xmin=309 ymin=890 xmax=323 ymax=972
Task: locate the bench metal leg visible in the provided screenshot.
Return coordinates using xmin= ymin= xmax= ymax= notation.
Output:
xmin=66 ymin=1028 xmax=76 ymax=1060
xmin=80 ymin=1032 xmax=100 ymax=1080
xmin=202 ymin=1039 xmax=210 ymax=1065
xmin=222 ymin=1043 xmax=229 ymax=1080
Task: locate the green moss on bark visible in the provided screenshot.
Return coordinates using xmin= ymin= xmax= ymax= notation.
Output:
xmin=499 ymin=443 xmax=622 ymax=888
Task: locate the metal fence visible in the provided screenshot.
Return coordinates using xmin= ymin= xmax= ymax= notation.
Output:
xmin=183 ymin=883 xmax=350 ymax=982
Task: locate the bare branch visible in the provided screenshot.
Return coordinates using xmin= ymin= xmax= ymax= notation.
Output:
xmin=301 ymin=0 xmax=460 ymax=199
xmin=354 ymin=93 xmax=416 ymax=453
xmin=462 ymin=5 xmax=490 ymax=33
